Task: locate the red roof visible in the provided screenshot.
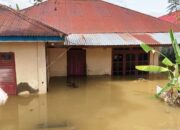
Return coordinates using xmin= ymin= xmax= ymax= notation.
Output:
xmin=21 ymin=0 xmax=180 ymax=34
xmin=159 ymin=11 xmax=180 ymax=24
xmin=132 ymin=34 xmax=160 ymax=45
xmin=0 ymin=4 xmax=64 ymax=36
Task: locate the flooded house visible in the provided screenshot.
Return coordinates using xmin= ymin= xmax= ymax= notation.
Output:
xmin=0 ymin=0 xmax=180 ymax=95
xmin=0 ymin=4 xmax=65 ymax=95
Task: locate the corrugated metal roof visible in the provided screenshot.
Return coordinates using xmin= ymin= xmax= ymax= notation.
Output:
xmin=65 ymin=33 xmax=180 ymax=46
xmin=118 ymin=33 xmax=141 ymax=45
xmin=149 ymin=33 xmax=180 ymax=45
xmin=132 ymin=34 xmax=161 ymax=45
xmin=0 ymin=4 xmax=65 ymax=37
xmin=21 ymin=0 xmax=180 ymax=34
xmin=65 ymin=33 xmax=141 ymax=46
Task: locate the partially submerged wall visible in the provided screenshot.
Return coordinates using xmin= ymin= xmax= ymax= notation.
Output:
xmin=0 ymin=42 xmax=47 ymax=94
xmin=48 ymin=47 xmax=112 ymax=77
xmin=48 ymin=48 xmax=67 ymax=77
xmin=86 ymin=48 xmax=111 ymax=75
xmin=48 ymin=47 xmax=160 ymax=77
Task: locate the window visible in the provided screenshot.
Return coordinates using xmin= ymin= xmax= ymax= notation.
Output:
xmin=1 ymin=53 xmax=12 ymax=60
xmin=112 ymin=54 xmax=123 ymax=76
xmin=112 ymin=48 xmax=149 ymax=76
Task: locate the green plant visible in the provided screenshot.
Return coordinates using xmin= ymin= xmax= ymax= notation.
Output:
xmin=160 ymin=46 xmax=175 ymax=64
xmin=136 ymin=30 xmax=180 ymax=97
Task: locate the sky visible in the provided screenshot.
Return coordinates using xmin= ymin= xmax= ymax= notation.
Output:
xmin=0 ymin=0 xmax=171 ymax=17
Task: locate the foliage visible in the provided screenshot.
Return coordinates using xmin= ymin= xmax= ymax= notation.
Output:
xmin=15 ymin=4 xmax=19 ymax=11
xmin=136 ymin=30 xmax=180 ymax=98
xmin=160 ymin=47 xmax=175 ymax=64
xmin=33 ymin=0 xmax=43 ymax=5
xmin=29 ymin=0 xmax=43 ymax=5
xmin=136 ymin=66 xmax=169 ymax=73
xmin=168 ymin=0 xmax=180 ymax=12
xmin=168 ymin=0 xmax=180 ymax=24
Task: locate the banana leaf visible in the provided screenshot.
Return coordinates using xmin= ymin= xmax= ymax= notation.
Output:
xmin=156 ymin=78 xmax=177 ymax=97
xmin=135 ymin=65 xmax=169 ymax=73
xmin=174 ymin=64 xmax=179 ymax=77
xmin=162 ymin=57 xmax=174 ymax=67
xmin=169 ymin=30 xmax=180 ymax=64
xmin=140 ymin=43 xmax=154 ymax=53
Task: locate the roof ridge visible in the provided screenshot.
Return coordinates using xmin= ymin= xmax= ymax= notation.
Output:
xmin=20 ymin=0 xmax=180 ymax=33
xmin=0 ymin=3 xmax=66 ymax=35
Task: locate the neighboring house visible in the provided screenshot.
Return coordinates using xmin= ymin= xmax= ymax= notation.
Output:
xmin=1 ymin=0 xmax=180 ymax=95
xmin=159 ymin=10 xmax=180 ymax=24
xmin=0 ymin=4 xmax=65 ymax=94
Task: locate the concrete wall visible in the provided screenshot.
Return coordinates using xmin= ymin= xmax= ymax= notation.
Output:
xmin=0 ymin=42 xmax=47 ymax=94
xmin=48 ymin=48 xmax=67 ymax=77
xmin=86 ymin=48 xmax=112 ymax=75
xmin=48 ymin=47 xmax=112 ymax=77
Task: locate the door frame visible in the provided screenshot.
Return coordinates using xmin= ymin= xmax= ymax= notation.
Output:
xmin=0 ymin=52 xmax=17 ymax=95
xmin=67 ymin=48 xmax=87 ymax=77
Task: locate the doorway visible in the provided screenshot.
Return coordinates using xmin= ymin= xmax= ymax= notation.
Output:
xmin=67 ymin=48 xmax=86 ymax=76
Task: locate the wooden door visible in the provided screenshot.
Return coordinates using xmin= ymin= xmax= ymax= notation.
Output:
xmin=67 ymin=48 xmax=86 ymax=76
xmin=0 ymin=52 xmax=17 ymax=95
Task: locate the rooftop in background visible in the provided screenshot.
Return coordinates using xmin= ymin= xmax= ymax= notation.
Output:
xmin=21 ymin=0 xmax=180 ymax=34
xmin=159 ymin=11 xmax=180 ymax=25
xmin=0 ymin=4 xmax=64 ymax=37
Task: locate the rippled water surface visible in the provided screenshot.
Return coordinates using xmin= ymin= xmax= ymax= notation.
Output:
xmin=1 ymin=76 xmax=180 ymax=130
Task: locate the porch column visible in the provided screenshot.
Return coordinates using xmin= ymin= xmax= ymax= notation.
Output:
xmin=150 ymin=47 xmax=159 ymax=66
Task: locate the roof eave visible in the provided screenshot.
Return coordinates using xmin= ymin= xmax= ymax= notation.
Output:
xmin=0 ymin=36 xmax=65 ymax=42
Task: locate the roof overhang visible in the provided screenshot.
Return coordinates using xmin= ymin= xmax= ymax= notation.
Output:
xmin=0 ymin=36 xmax=65 ymax=42
xmin=65 ymin=33 xmax=180 ymax=46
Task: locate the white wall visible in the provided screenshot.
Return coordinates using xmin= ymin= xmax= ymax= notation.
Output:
xmin=0 ymin=42 xmax=47 ymax=94
xmin=86 ymin=48 xmax=112 ymax=75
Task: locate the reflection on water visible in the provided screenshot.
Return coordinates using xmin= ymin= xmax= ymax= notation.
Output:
xmin=1 ymin=75 xmax=180 ymax=130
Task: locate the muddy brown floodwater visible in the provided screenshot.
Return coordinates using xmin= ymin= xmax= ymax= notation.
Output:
xmin=0 ymin=76 xmax=180 ymax=130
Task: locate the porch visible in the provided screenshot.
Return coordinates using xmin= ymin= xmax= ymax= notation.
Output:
xmin=46 ymin=46 xmax=159 ymax=78
xmin=45 ymin=32 xmax=179 ymax=91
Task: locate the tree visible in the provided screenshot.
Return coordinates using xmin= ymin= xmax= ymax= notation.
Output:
xmin=167 ymin=0 xmax=180 ymax=24
xmin=168 ymin=0 xmax=180 ymax=13
xmin=29 ymin=0 xmax=43 ymax=5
